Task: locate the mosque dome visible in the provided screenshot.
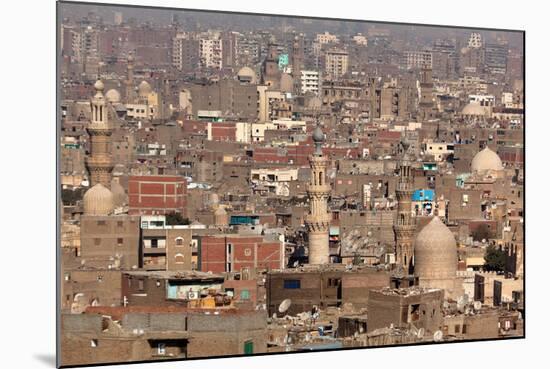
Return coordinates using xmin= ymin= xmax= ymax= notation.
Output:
xmin=110 ymin=178 xmax=127 ymax=207
xmin=280 ymin=73 xmax=293 ymax=93
xmin=94 ymin=79 xmax=105 ymax=92
xmin=461 ymin=101 xmax=486 ymax=116
xmin=414 ymin=216 xmax=457 ymax=281
xmin=105 ymin=89 xmax=121 ymax=103
xmin=471 ymin=147 xmax=503 ymax=173
xmin=237 ymin=67 xmax=257 ymax=84
xmin=214 ymin=206 xmax=229 ymax=227
xmin=138 ymin=80 xmax=152 ymax=95
xmin=83 ymin=183 xmax=115 ymax=216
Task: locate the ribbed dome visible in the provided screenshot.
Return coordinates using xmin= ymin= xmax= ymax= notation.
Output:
xmin=280 ymin=73 xmax=293 ymax=93
xmin=83 ymin=183 xmax=115 ymax=216
xmin=414 ymin=216 xmax=457 ymax=280
xmin=461 ymin=101 xmax=486 ymax=116
xmin=237 ymin=67 xmax=257 ymax=84
xmin=471 ymin=147 xmax=503 ymax=173
xmin=214 ymin=206 xmax=227 ymax=216
xmin=214 ymin=206 xmax=229 ymax=226
xmin=110 ymin=178 xmax=127 ymax=207
xmin=138 ymin=80 xmax=152 ymax=95
xmin=105 ymin=89 xmax=121 ymax=103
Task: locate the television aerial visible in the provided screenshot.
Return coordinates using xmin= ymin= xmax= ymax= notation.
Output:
xmin=433 ymin=330 xmax=443 ymax=342
xmin=279 ymin=299 xmax=292 ymax=314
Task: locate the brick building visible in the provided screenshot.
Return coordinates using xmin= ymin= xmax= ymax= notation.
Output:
xmin=128 ymin=175 xmax=187 ymax=216
xmin=199 ymin=234 xmax=284 ymax=274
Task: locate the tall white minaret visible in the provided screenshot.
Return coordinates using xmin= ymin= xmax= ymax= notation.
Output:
xmin=305 ymin=124 xmax=332 ymax=264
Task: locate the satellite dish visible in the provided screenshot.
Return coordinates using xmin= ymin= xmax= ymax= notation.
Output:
xmin=473 ymin=301 xmax=482 ymax=311
xmin=417 ymin=328 xmax=425 ymax=339
xmin=279 ymin=299 xmax=292 ymax=313
xmin=433 ymin=330 xmax=443 ymax=342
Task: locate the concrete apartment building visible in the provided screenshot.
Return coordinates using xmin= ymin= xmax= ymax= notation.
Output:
xmin=324 ymin=49 xmax=349 ymax=79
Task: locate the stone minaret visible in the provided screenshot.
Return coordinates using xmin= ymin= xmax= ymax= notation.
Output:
xmin=418 ymin=65 xmax=435 ymax=121
xmin=394 ymin=143 xmax=416 ymax=274
xmin=124 ymin=53 xmax=135 ymax=103
xmin=86 ymin=79 xmax=113 ymax=187
xmin=305 ymin=124 xmax=332 ymax=265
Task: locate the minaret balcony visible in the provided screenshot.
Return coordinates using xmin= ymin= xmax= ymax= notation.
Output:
xmin=306 ymin=183 xmax=332 ymax=194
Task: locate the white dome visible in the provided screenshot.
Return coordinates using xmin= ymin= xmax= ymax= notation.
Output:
xmin=471 ymin=147 xmax=503 ymax=173
xmin=105 ymin=89 xmax=121 ymax=103
xmin=138 ymin=80 xmax=152 ymax=95
xmin=414 ymin=216 xmax=457 ymax=281
xmin=461 ymin=102 xmax=486 ymax=116
xmin=83 ymin=183 xmax=114 ymax=216
xmin=237 ymin=67 xmax=257 ymax=84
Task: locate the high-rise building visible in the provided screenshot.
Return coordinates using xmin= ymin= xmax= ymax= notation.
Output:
xmin=300 ymin=70 xmax=320 ymax=95
xmin=172 ymin=33 xmax=199 ymax=73
xmin=199 ymin=32 xmax=223 ymax=70
xmin=324 ymin=49 xmax=348 ymax=79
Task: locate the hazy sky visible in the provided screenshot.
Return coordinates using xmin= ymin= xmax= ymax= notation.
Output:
xmin=59 ymin=2 xmax=523 ymax=50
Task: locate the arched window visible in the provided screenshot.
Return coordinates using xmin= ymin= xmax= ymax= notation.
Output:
xmin=175 ymin=237 xmax=184 ymax=246
xmin=319 ymin=172 xmax=323 ymax=185
xmin=174 ymin=253 xmax=184 ymax=264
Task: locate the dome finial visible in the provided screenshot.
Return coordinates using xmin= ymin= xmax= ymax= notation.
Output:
xmin=94 ymin=79 xmax=105 ymax=92
xmin=312 ymin=121 xmax=325 ymax=155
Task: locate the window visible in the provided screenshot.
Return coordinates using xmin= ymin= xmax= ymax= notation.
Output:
xmin=157 ymin=343 xmax=166 ymax=355
xmin=117 ymin=221 xmax=123 ymax=228
xmin=175 ymin=237 xmax=184 ymax=246
xmin=244 ymin=248 xmax=252 ymax=256
xmin=174 ymin=253 xmax=185 ymax=264
xmin=283 ymin=279 xmax=301 ymax=289
xmin=455 ymin=324 xmax=461 ymax=333
xmin=117 ymin=238 xmax=123 ymax=246
xmin=93 ymin=238 xmax=101 ymax=246
xmin=138 ymin=279 xmax=144 ymax=291
xmin=97 ymin=220 xmax=106 ymax=226
xmin=244 ymin=340 xmax=254 ymax=355
xmin=240 ymin=289 xmax=250 ymax=300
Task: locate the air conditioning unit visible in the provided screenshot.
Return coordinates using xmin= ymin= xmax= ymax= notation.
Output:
xmin=187 ymin=291 xmax=199 ymax=300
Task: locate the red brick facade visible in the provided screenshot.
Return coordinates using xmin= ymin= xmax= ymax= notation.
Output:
xmin=200 ymin=235 xmax=283 ymax=273
xmin=128 ymin=175 xmax=187 ymax=216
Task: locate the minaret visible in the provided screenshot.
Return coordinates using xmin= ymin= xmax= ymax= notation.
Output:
xmin=305 ymin=124 xmax=332 ymax=265
xmin=418 ymin=64 xmax=435 ymax=120
xmin=394 ymin=142 xmax=416 ymax=274
xmin=124 ymin=53 xmax=135 ymax=103
xmin=86 ymin=79 xmax=113 ymax=187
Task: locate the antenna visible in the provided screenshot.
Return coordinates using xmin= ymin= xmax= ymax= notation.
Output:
xmin=278 ymin=299 xmax=292 ymax=314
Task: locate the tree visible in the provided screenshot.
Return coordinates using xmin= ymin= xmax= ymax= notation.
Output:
xmin=484 ymin=245 xmax=506 ymax=272
xmin=472 ymin=224 xmax=491 ymax=242
xmin=165 ymin=212 xmax=190 ymax=226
